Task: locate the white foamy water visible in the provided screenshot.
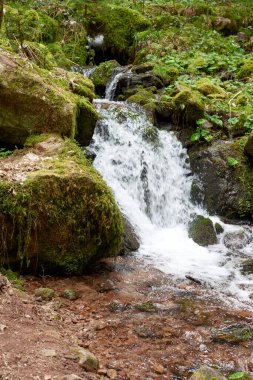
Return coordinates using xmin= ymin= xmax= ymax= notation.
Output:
xmin=90 ymin=98 xmax=253 ymax=309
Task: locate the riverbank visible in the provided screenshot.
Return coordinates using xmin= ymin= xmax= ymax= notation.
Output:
xmin=1 ymin=256 xmax=252 ymax=379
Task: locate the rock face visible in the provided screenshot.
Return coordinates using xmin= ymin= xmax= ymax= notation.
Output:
xmin=188 ymin=215 xmax=217 ymax=246
xmin=0 ymin=49 xmax=98 ymax=146
xmin=189 ymin=138 xmax=253 ymax=221
xmin=0 ymin=135 xmax=123 ymax=275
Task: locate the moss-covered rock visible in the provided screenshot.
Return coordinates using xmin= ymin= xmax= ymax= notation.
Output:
xmin=189 ymin=138 xmax=253 ymax=220
xmin=172 ymin=89 xmax=205 ymax=124
xmin=0 ymin=49 xmax=98 ymax=146
xmin=237 ymin=59 xmax=253 ymax=81
xmin=188 ymin=215 xmax=217 ymax=246
xmin=0 ymin=135 xmax=123 ymax=275
xmin=127 ymin=90 xmax=156 ymax=106
xmin=89 ymin=5 xmax=150 ymax=63
xmin=90 ymin=60 xmax=120 ymax=96
xmin=196 ymin=78 xmax=226 ymax=97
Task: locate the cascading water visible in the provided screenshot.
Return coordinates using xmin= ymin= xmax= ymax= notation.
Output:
xmin=90 ymin=74 xmax=253 ymax=309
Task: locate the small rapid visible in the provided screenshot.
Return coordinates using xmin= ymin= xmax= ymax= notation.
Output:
xmin=89 ymin=73 xmax=253 ymax=309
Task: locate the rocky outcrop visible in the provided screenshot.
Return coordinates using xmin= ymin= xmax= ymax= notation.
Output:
xmin=0 ymin=49 xmax=98 ymax=146
xmin=188 ymin=215 xmax=217 ymax=246
xmin=0 ymin=135 xmax=123 ymax=275
xmin=189 ymin=138 xmax=253 ymax=221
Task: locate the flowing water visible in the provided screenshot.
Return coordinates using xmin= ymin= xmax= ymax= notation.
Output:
xmin=90 ymin=73 xmax=253 ymax=309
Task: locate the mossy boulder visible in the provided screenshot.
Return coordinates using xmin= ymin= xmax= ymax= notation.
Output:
xmin=188 ymin=215 xmax=217 ymax=246
xmin=89 ymin=5 xmax=150 ymax=64
xmin=189 ymin=138 xmax=253 ymax=220
xmin=0 ymin=135 xmax=123 ymax=275
xmin=0 ymin=49 xmax=98 ymax=146
xmin=172 ymin=89 xmax=205 ymax=124
xmin=196 ymin=78 xmax=226 ymax=97
xmin=90 ymin=60 xmax=121 ymax=96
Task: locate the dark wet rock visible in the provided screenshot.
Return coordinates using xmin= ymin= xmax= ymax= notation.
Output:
xmin=114 ymin=72 xmax=163 ymax=100
xmin=120 ymin=217 xmax=140 ymax=254
xmin=188 ymin=215 xmax=217 ymax=246
xmin=215 ymin=223 xmax=224 ymax=235
xmin=211 ymin=324 xmax=253 ymax=344
xmin=241 ymin=259 xmax=253 ymax=274
xmin=223 ymin=229 xmax=252 ymax=250
xmin=189 ymin=366 xmax=227 ymax=380
xmin=189 ymin=138 xmax=253 ymax=221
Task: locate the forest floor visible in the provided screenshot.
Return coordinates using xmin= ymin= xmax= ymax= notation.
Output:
xmin=0 ymin=256 xmax=252 ymax=380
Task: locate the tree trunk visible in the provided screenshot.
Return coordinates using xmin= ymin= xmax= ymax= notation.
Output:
xmin=0 ymin=0 xmax=3 ymax=29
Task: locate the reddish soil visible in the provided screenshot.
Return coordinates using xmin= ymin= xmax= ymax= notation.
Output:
xmin=0 ymin=256 xmax=252 ymax=380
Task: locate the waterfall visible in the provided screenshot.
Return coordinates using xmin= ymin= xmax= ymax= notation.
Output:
xmin=90 ymin=76 xmax=253 ymax=309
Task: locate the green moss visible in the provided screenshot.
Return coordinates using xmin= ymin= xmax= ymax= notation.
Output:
xmin=1 ymin=268 xmax=24 ymax=290
xmin=90 ymin=60 xmax=120 ymax=95
xmin=76 ymin=97 xmax=98 ymax=145
xmin=237 ymin=59 xmax=253 ymax=81
xmin=196 ymin=78 xmax=226 ymax=97
xmin=0 ymin=49 xmax=97 ymax=146
xmin=172 ymin=89 xmax=205 ymax=123
xmin=22 ymin=41 xmax=57 ymax=69
xmin=152 ymin=64 xmax=179 ymax=85
xmin=0 ymin=137 xmax=123 ymax=275
xmin=34 ymin=287 xmax=55 ymax=300
xmin=127 ymin=90 xmax=155 ymax=106
xmin=90 ymin=5 xmax=150 ymax=61
xmin=188 ymin=215 xmax=217 ymax=246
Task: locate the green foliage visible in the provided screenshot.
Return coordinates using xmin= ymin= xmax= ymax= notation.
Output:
xmin=0 ymin=148 xmax=12 ymax=158
xmin=228 ymin=373 xmax=245 ymax=380
xmin=227 ymin=156 xmax=239 ymax=167
xmin=1 ymin=268 xmax=24 ymax=290
xmin=191 ymin=127 xmax=213 ymax=143
xmin=244 ymin=115 xmax=253 ymax=131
